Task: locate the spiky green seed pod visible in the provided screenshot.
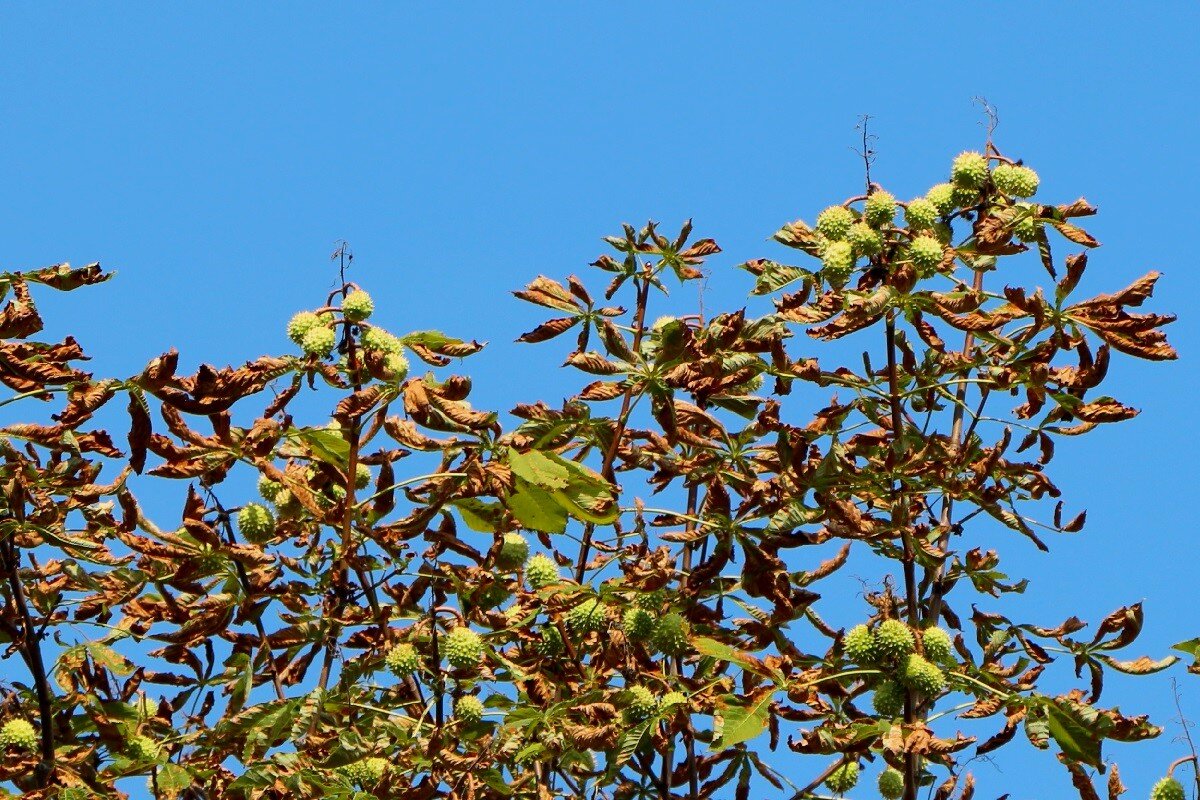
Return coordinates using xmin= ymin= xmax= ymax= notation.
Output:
xmin=816 ymin=206 xmax=855 ymax=240
xmin=623 ymin=607 xmax=655 ymax=642
xmin=873 ymin=680 xmax=905 ymax=717
xmin=444 ymin=626 xmax=485 ymax=670
xmin=385 ymin=643 xmax=421 ymax=677
xmin=843 ymin=624 xmax=877 ymax=665
xmin=846 ymin=222 xmax=883 ymax=256
xmin=319 ymin=483 xmax=347 ymax=508
xmin=1014 ymin=214 xmax=1039 ymax=243
xmin=652 ymin=612 xmax=691 ymax=656
xmin=475 ymin=584 xmax=510 ymax=610
xmin=908 ymin=235 xmax=945 ymax=277
xmin=0 ymin=719 xmax=37 ymax=751
xmin=987 ymin=629 xmax=1011 ymax=652
xmin=342 ymin=289 xmax=374 ymax=322
xmin=535 ymin=625 xmax=564 ymax=656
xmin=878 ymin=768 xmax=905 ymax=800
xmin=257 ymin=475 xmax=283 ymax=502
xmin=926 ymin=183 xmax=957 ymax=215
xmin=901 ymin=654 xmax=946 ymax=696
xmin=567 ymin=598 xmax=609 ymax=634
xmin=339 ymin=757 xmax=389 ymax=787
xmin=931 ymin=222 xmax=954 ymax=245
xmin=351 ymin=462 xmax=371 ymax=490
xmin=821 ymin=240 xmax=856 ymax=275
xmin=287 ymin=311 xmax=324 ymax=345
xmin=864 ymin=191 xmax=897 ymax=227
xmin=237 ymin=503 xmax=275 ymax=543
xmin=382 ymin=352 xmax=410 ymax=382
xmin=361 ymin=326 xmax=404 ymax=355
xmin=633 ymin=588 xmax=667 ymax=611
xmin=874 ymin=620 xmax=916 ymax=660
xmin=904 ymin=198 xmax=939 ymax=230
xmin=1150 ymin=776 xmax=1186 ymax=800
xmin=825 ymin=761 xmax=859 ymax=794
xmin=952 ymin=184 xmax=979 ymax=209
xmin=126 ymin=734 xmax=160 ymax=761
xmin=301 ymin=325 xmax=336 ymax=358
xmin=922 ymin=626 xmax=954 ymax=664
xmin=497 ymin=532 xmax=530 ymax=570
xmin=525 ymin=554 xmax=559 ymax=589
xmin=660 ymin=691 xmax=687 ymax=710
xmin=626 ymin=686 xmax=657 ymax=721
xmin=992 ymin=164 xmax=1039 ymax=198
xmin=455 ymin=695 xmax=485 ymax=724
xmin=951 ymin=151 xmax=990 ymax=188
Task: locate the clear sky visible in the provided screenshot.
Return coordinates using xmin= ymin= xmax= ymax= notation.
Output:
xmin=1 ymin=4 xmax=1197 ymax=799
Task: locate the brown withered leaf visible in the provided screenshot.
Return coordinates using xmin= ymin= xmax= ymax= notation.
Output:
xmin=513 ymin=275 xmax=583 ymax=313
xmin=516 ymin=316 xmax=580 ymax=344
xmin=578 ymin=380 xmax=625 ymax=401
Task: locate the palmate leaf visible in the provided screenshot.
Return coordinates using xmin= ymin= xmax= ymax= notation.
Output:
xmin=507 ymin=477 xmax=568 ymax=533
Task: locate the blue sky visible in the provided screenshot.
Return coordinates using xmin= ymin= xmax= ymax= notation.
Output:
xmin=1 ymin=4 xmax=1198 ymax=798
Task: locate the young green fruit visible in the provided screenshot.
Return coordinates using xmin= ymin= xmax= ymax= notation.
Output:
xmin=525 ymin=554 xmax=560 ymax=589
xmin=843 ymin=624 xmax=877 ymax=665
xmin=864 ymin=191 xmax=897 ymax=227
xmin=992 ymin=164 xmax=1039 ymax=198
xmin=951 ymin=150 xmax=989 ymax=188
xmin=385 ymin=642 xmax=420 ymax=677
xmin=301 ymin=325 xmax=336 ymax=358
xmin=342 ymin=289 xmax=374 ymax=322
xmin=904 ymin=197 xmax=939 ymax=230
xmin=1150 ymin=776 xmax=1185 ymax=800
xmin=126 ymin=734 xmax=161 ymax=761
xmin=444 ymin=626 xmax=485 ymax=670
xmin=875 ymin=619 xmax=916 ymax=660
xmin=535 ymin=625 xmax=564 ymax=657
xmin=361 ymin=326 xmax=403 ymax=355
xmin=626 ymin=686 xmax=657 ymax=721
xmin=1013 ymin=213 xmax=1039 ymax=243
xmin=908 ymin=235 xmax=945 ymax=276
xmin=925 ymin=183 xmax=957 ymax=215
xmin=659 ymin=691 xmax=687 ymax=710
xmin=455 ymin=695 xmax=485 ymax=724
xmin=846 ymin=222 xmax=883 ymax=256
xmin=237 ymin=503 xmax=275 ymax=543
xmin=652 ymin=612 xmax=691 ymax=656
xmin=878 ymin=768 xmax=905 ymax=800
xmin=921 ymin=626 xmax=954 ymax=663
xmin=567 ymin=598 xmax=609 ymax=634
xmin=352 ymin=462 xmax=371 ymax=490
xmin=872 ymin=680 xmax=905 ymax=717
xmin=339 ymin=757 xmax=389 ymax=787
xmin=821 ymin=240 xmax=856 ymax=278
xmin=257 ymin=475 xmax=283 ymax=502
xmin=825 ymin=761 xmax=859 ymax=794
xmin=901 ymin=654 xmax=946 ymax=696
xmin=496 ymin=532 xmax=530 ymax=570
xmin=633 ymin=588 xmax=667 ymax=611
xmin=816 ymin=205 xmax=855 ymax=240
xmin=0 ymin=719 xmax=37 ymax=751
xmin=382 ymin=352 xmax=410 ymax=382
xmin=623 ymin=607 xmax=655 ymax=642
xmin=286 ymin=311 xmax=324 ymax=345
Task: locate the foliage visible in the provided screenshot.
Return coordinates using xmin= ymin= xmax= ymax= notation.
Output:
xmin=0 ymin=143 xmax=1192 ymax=800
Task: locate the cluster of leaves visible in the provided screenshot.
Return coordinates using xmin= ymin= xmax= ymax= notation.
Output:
xmin=0 ymin=144 xmax=1190 ymax=800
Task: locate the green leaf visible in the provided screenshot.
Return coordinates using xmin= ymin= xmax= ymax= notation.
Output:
xmin=546 ymin=454 xmax=617 ymax=524
xmin=506 ymin=449 xmax=570 ymax=490
xmin=713 ymin=689 xmax=775 ymax=750
xmin=507 ymin=478 xmax=568 ymax=533
xmin=453 ymin=499 xmax=507 ymax=533
xmin=1046 ymin=700 xmax=1101 ymax=767
xmin=286 ymin=427 xmax=350 ymax=467
xmin=85 ymin=642 xmax=134 ymax=676
xmin=154 ymin=762 xmax=194 ymax=796
xmin=692 ymin=636 xmax=774 ymax=679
